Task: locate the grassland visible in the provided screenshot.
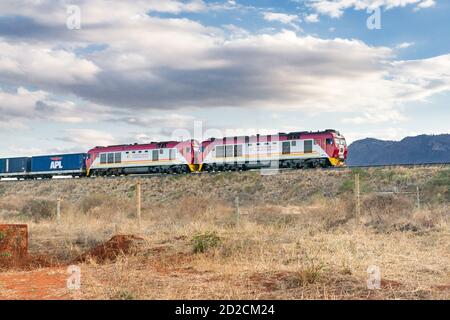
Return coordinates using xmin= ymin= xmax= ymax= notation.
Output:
xmin=0 ymin=167 xmax=449 ymax=299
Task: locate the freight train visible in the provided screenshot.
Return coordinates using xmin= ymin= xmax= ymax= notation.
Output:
xmin=0 ymin=129 xmax=347 ymax=179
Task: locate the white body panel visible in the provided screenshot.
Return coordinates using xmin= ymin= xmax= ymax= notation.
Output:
xmin=90 ymin=148 xmax=189 ymax=170
xmin=203 ymin=139 xmax=329 ymax=164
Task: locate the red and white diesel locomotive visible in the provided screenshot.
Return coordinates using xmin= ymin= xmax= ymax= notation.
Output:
xmin=199 ymin=129 xmax=347 ymax=171
xmin=0 ymin=129 xmax=347 ymax=179
xmin=86 ymin=140 xmax=198 ymax=176
xmin=85 ymin=129 xmax=347 ymax=175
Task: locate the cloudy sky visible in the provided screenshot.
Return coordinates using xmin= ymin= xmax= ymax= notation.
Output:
xmin=0 ymin=0 xmax=449 ymax=156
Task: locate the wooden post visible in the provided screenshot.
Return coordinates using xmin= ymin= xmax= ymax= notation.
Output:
xmin=136 ymin=180 xmax=142 ymax=232
xmin=355 ymin=173 xmax=360 ymax=229
xmin=56 ymin=198 xmax=61 ymax=223
xmin=235 ymin=196 xmax=240 ymax=227
xmin=416 ymin=186 xmax=421 ymax=210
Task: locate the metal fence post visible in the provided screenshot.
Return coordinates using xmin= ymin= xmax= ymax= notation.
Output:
xmin=235 ymin=196 xmax=240 ymax=227
xmin=355 ymin=173 xmax=361 ymax=229
xmin=136 ymin=180 xmax=142 ymax=232
xmin=416 ymin=186 xmax=421 ymax=210
xmin=56 ymin=198 xmax=61 ymax=223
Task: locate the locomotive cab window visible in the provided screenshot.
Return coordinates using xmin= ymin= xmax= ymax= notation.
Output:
xmin=114 ymin=152 xmax=121 ymax=163
xmin=100 ymin=154 xmax=107 ymax=164
xmin=326 ymin=138 xmax=333 ymax=145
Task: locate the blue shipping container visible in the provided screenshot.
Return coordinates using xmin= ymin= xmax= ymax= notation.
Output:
xmin=0 ymin=157 xmax=30 ymax=174
xmin=31 ymin=153 xmax=87 ymax=174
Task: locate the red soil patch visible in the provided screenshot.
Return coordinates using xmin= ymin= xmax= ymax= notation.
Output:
xmin=248 ymin=271 xmax=316 ymax=292
xmin=0 ymin=224 xmax=28 ymax=268
xmin=381 ymin=279 xmax=403 ymax=289
xmin=74 ymin=235 xmax=145 ymax=263
xmin=433 ymin=284 xmax=450 ymax=292
xmin=0 ymin=267 xmax=71 ymax=300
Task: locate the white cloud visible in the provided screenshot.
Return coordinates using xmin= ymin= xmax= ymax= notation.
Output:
xmin=0 ymin=0 xmax=448 ymax=131
xmin=263 ymin=12 xmax=300 ymax=25
xmin=0 ymin=87 xmax=112 ymax=128
xmin=305 ymin=13 xmax=320 ymax=23
xmin=343 ymin=110 xmax=407 ymax=124
xmin=307 ymin=0 xmax=436 ymax=18
xmin=417 ymin=0 xmax=436 ymax=9
xmin=59 ymin=129 xmax=117 ymax=148
xmin=396 ymin=42 xmax=415 ymax=49
xmin=0 ymin=42 xmax=99 ymax=86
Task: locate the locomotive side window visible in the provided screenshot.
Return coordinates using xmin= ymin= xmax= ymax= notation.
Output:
xmin=216 ymin=146 xmax=225 ymax=158
xmin=225 ymin=145 xmax=234 ymax=158
xmin=169 ymin=149 xmax=176 ymax=160
xmin=160 ymin=149 xmax=164 ymax=155
xmin=100 ymin=154 xmax=107 ymax=164
xmin=107 ymin=153 xmax=114 ymax=164
xmin=292 ymin=141 xmax=296 ymax=147
xmin=152 ymin=150 xmax=159 ymax=161
xmin=114 ymin=152 xmax=121 ymax=163
xmin=304 ymin=140 xmax=313 ymax=153
xmin=282 ymin=141 xmax=290 ymax=154
xmin=234 ymin=145 xmax=243 ymax=157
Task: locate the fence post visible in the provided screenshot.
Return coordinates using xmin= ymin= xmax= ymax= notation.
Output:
xmin=355 ymin=173 xmax=361 ymax=229
xmin=235 ymin=196 xmax=240 ymax=227
xmin=136 ymin=180 xmax=142 ymax=232
xmin=56 ymin=198 xmax=61 ymax=223
xmin=416 ymin=186 xmax=421 ymax=210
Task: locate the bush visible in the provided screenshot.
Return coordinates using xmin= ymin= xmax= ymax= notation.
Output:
xmin=424 ymin=169 xmax=450 ymax=202
xmin=191 ymin=231 xmax=221 ymax=253
xmin=21 ymin=199 xmax=55 ymax=221
xmin=79 ymin=194 xmax=110 ymax=214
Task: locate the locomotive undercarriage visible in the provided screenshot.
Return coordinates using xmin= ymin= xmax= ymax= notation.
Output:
xmin=202 ymin=158 xmax=331 ymax=172
xmin=89 ymin=164 xmax=191 ymax=177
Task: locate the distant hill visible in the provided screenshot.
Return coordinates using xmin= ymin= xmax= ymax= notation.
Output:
xmin=347 ymin=134 xmax=450 ymax=166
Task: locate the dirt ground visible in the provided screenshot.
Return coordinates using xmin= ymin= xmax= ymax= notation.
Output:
xmin=0 ymin=167 xmax=449 ymax=300
xmin=0 ymin=268 xmax=70 ymax=300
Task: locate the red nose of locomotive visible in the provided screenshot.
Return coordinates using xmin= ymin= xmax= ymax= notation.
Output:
xmin=325 ymin=130 xmax=347 ymax=166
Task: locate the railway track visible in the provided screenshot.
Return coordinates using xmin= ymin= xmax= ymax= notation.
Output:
xmin=0 ymin=162 xmax=449 ymax=183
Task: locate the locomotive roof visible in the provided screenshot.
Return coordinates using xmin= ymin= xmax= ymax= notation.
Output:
xmin=202 ymin=129 xmax=340 ymax=143
xmin=89 ymin=140 xmax=191 ymax=152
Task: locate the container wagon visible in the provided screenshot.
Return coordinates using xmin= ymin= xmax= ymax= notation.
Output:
xmin=30 ymin=153 xmax=87 ymax=178
xmin=0 ymin=157 xmax=31 ymax=178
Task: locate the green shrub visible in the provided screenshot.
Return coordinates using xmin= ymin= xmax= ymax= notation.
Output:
xmin=191 ymin=231 xmax=221 ymax=253
xmin=339 ymin=179 xmax=354 ymax=193
xmin=424 ymin=169 xmax=450 ymax=202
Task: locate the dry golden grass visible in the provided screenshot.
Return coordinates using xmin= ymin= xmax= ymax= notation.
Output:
xmin=0 ymin=167 xmax=449 ymax=299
